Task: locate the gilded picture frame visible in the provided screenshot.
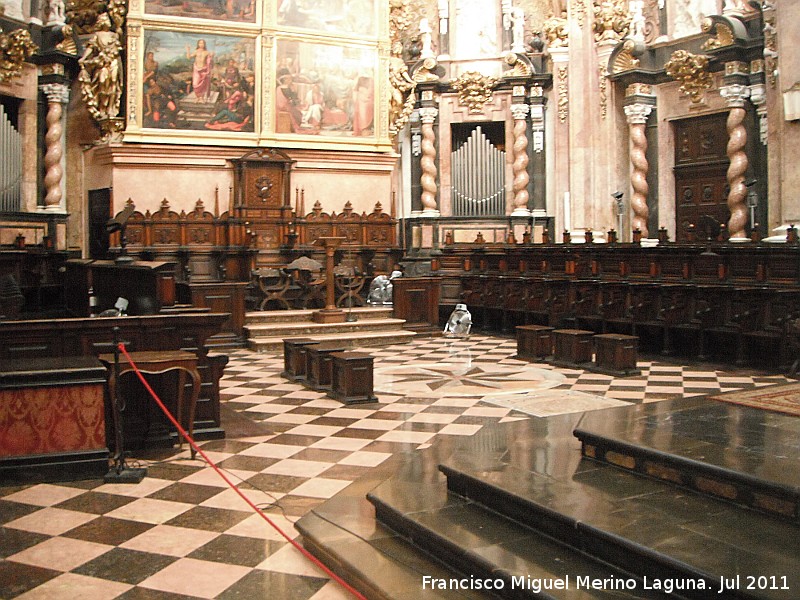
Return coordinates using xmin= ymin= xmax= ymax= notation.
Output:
xmin=275 ymin=0 xmax=378 ymax=39
xmin=273 ymin=38 xmax=377 ymax=140
xmin=123 ymin=1 xmax=391 ymax=150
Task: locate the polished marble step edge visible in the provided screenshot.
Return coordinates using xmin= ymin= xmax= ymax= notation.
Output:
xmin=573 ymin=429 xmax=800 ymax=523
xmin=367 ymin=483 xmax=681 ymax=600
xmin=245 ymin=307 xmax=394 ymax=324
xmin=244 ymin=317 xmax=408 ymax=336
xmin=298 ymin=513 xmax=499 ymax=600
xmin=247 ymin=329 xmax=417 ymax=353
xmin=438 ymin=464 xmax=753 ymax=600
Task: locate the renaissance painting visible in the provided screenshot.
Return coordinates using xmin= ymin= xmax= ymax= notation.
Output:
xmin=275 ymin=39 xmax=375 ymax=138
xmin=141 ymin=30 xmax=256 ymax=132
xmin=145 ymin=0 xmax=256 ymax=23
xmin=277 ymin=0 xmax=377 ymax=38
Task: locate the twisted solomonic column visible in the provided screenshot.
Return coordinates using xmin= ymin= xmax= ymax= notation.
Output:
xmin=720 ymin=83 xmax=751 ymax=239
xmin=419 ymin=107 xmax=440 ymax=216
xmin=40 ymin=83 xmax=70 ymax=212
xmin=623 ymin=102 xmax=653 ymax=237
xmin=510 ymin=103 xmax=531 ymax=216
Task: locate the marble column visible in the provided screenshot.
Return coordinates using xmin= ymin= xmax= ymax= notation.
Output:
xmin=510 ymin=103 xmax=531 ymax=216
xmin=720 ymin=73 xmax=751 ymax=240
xmin=40 ymin=83 xmax=69 ymax=213
xmin=623 ymin=89 xmax=655 ymax=238
xmin=419 ymin=106 xmax=440 ymax=217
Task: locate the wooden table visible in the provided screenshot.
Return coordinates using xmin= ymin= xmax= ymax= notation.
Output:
xmin=100 ymin=351 xmax=202 ymax=458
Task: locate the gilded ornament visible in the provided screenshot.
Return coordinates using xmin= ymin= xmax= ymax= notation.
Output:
xmin=665 ymin=50 xmax=713 ymax=104
xmin=451 ymin=71 xmax=499 ymax=114
xmin=542 ymin=12 xmax=569 ymax=48
xmin=592 ymin=0 xmax=630 ymax=44
xmin=701 ymin=19 xmax=734 ymax=50
xmin=55 ymin=23 xmax=78 ymax=54
xmin=0 ymin=29 xmax=38 ymax=84
xmin=611 ymin=38 xmax=640 ymax=74
xmin=78 ymin=12 xmax=123 ymax=127
xmin=412 ymin=56 xmax=440 ymax=82
xmin=388 ymin=56 xmax=416 ymax=138
xmin=65 ymin=0 xmax=105 ymax=34
xmin=502 ymin=52 xmax=533 ymax=77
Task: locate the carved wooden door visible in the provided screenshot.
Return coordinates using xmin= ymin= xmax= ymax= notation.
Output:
xmin=673 ymin=113 xmax=729 ymax=242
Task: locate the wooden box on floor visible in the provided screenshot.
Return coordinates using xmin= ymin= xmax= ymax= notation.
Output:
xmin=593 ymin=333 xmax=641 ymax=376
xmin=330 ymin=352 xmax=377 ymax=404
xmin=282 ymin=338 xmax=318 ymax=381
xmin=552 ymin=329 xmax=595 ymax=365
xmin=516 ymin=325 xmax=554 ymax=360
xmin=306 ymin=343 xmax=346 ymax=391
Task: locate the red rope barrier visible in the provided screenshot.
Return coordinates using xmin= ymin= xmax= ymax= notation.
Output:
xmin=117 ymin=344 xmax=367 ymax=600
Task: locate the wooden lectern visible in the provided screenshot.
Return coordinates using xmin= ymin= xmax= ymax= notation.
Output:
xmin=312 ymin=237 xmax=347 ymax=323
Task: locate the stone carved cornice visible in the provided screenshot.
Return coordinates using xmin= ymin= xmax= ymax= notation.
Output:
xmin=0 ymin=29 xmax=38 ymax=84
xmin=451 ymin=71 xmax=499 ymax=114
xmin=665 ymin=50 xmax=713 ymax=104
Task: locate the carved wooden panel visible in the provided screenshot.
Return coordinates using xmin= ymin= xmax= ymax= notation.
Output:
xmin=674 ymin=113 xmax=728 ymax=165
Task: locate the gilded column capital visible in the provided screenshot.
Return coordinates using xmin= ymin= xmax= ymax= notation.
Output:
xmin=41 ymin=82 xmax=70 ymax=104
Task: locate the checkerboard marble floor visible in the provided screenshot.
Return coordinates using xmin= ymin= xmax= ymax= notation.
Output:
xmin=0 ymin=335 xmax=790 ymax=599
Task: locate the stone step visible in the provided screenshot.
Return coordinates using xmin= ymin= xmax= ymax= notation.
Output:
xmin=367 ymin=475 xmax=676 ymax=600
xmin=245 ymin=306 xmax=394 ymax=324
xmin=572 ymin=399 xmax=800 ymax=522
xmin=245 ymin=317 xmax=408 ymax=338
xmin=247 ymin=328 xmax=416 ymax=353
xmin=438 ymin=457 xmax=800 ymax=600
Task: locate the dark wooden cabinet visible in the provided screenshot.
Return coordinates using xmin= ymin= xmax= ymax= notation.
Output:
xmin=393 ymin=277 xmax=441 ymax=335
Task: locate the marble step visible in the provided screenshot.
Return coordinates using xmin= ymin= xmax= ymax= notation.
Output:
xmin=438 ymin=457 xmax=800 ymax=600
xmin=296 ymin=469 xmax=494 ymax=600
xmin=245 ymin=306 xmax=394 ymax=324
xmin=244 ymin=317 xmax=407 ymax=338
xmin=572 ymin=398 xmax=800 ymax=523
xmin=367 ymin=476 xmax=676 ymax=600
xmin=247 ymin=328 xmax=416 ymax=353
